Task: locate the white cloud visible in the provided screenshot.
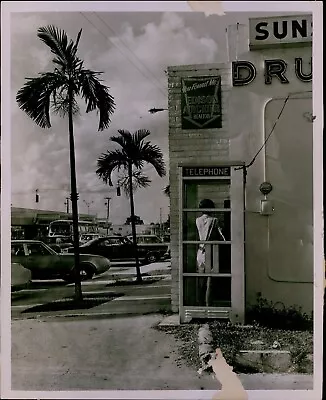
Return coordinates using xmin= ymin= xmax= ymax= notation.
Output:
xmin=11 ymin=12 xmax=219 ymax=223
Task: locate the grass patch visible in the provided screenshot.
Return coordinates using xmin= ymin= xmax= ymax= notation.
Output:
xmin=22 ymin=294 xmax=123 ymax=313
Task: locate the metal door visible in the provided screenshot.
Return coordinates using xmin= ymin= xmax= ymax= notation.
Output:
xmin=179 ymin=164 xmax=245 ymax=323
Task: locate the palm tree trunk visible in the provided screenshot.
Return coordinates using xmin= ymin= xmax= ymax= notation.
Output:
xmin=128 ymin=161 xmax=142 ymax=283
xmin=68 ymin=86 xmax=83 ymax=301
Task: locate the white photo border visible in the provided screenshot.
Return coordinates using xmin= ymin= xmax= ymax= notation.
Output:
xmin=1 ymin=1 xmax=323 ymax=399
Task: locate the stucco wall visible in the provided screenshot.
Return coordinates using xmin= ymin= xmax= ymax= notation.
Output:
xmin=168 ymin=44 xmax=313 ymax=315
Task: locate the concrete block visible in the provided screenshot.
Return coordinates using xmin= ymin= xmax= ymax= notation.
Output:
xmin=171 ymin=304 xmax=179 ymax=313
xmin=235 ymin=350 xmax=291 ymax=373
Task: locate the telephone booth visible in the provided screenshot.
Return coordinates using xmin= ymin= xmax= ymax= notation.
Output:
xmin=179 ymin=163 xmax=245 ymax=323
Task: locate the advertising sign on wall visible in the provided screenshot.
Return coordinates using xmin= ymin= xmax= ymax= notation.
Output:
xmin=249 ymin=14 xmax=312 ymax=50
xmin=181 ymin=76 xmax=222 ymax=129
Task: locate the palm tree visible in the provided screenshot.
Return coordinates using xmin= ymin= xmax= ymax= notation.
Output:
xmin=96 ymin=129 xmax=166 ymax=282
xmin=16 ymin=26 xmax=115 ymax=300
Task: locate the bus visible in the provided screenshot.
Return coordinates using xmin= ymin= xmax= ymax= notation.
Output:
xmin=47 ymin=220 xmax=99 ymax=241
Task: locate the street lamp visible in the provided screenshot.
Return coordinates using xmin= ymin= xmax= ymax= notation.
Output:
xmin=148 ymin=107 xmax=168 ymax=114
xmin=83 ymin=200 xmax=94 ymax=215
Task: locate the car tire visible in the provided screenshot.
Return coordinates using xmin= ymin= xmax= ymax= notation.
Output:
xmin=147 ymin=252 xmax=158 ymax=263
xmin=79 ymin=264 xmax=95 ymax=281
xmin=64 ymin=265 xmax=94 ymax=282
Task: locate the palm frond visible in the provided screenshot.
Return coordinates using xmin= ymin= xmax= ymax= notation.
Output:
xmin=136 ymin=141 xmax=166 ymax=177
xmin=78 ymin=69 xmax=116 ymax=130
xmin=133 ymin=129 xmax=151 ymax=145
xmin=96 ymin=150 xmax=128 ymax=185
xmin=74 ymin=29 xmax=82 ymax=55
xmin=117 ymin=170 xmax=151 ymax=198
xmin=16 ymin=72 xmax=67 ymax=128
xmin=37 ymin=26 xmax=68 ymax=68
xmin=163 ymin=184 xmax=170 ymax=197
xmin=37 ymin=25 xmax=82 ymax=70
xmin=111 ymin=130 xmax=132 ymax=150
xmin=51 ymin=91 xmax=80 ymax=117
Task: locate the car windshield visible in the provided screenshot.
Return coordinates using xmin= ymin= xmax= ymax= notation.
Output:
xmin=81 ymin=234 xmax=98 ymax=241
xmin=86 ymin=237 xmax=131 ymax=246
xmin=138 ymin=236 xmax=162 ymax=244
xmin=12 ymin=241 xmax=58 ymax=256
xmin=51 ymin=224 xmax=70 ymax=235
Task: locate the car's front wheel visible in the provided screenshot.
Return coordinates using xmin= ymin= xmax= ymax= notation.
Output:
xmin=64 ymin=265 xmax=94 ymax=282
xmin=79 ymin=265 xmax=94 ymax=281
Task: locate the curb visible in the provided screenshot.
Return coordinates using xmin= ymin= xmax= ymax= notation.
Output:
xmin=107 ymin=273 xmax=170 ymax=283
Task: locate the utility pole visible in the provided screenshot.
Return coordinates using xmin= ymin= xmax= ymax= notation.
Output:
xmin=105 ymin=197 xmax=111 ymax=235
xmin=65 ymin=197 xmax=70 ymax=214
xmin=159 ymin=207 xmax=163 ymax=236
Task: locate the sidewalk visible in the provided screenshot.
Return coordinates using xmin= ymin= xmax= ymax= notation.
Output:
xmin=11 ymin=263 xmax=172 ymax=320
xmin=107 ymin=261 xmax=171 ymax=279
xmin=10 ymin=314 xmax=313 ymax=392
xmin=12 ymin=275 xmax=172 ymax=321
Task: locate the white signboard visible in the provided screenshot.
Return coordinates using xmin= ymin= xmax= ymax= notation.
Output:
xmin=249 ymin=14 xmax=312 ymax=50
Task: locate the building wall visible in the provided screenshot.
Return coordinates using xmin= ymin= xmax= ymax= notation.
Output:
xmin=168 ymin=45 xmax=313 ymax=314
xmin=168 ymin=64 xmax=231 ymax=312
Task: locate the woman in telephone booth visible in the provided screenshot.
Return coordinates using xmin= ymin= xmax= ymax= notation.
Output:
xmin=196 ymin=198 xmax=226 ymax=307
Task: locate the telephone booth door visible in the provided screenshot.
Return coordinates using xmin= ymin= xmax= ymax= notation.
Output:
xmin=179 ymin=164 xmax=245 ymax=324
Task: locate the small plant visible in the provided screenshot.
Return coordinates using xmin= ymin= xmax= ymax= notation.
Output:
xmin=246 ymin=292 xmax=313 ymax=331
xmin=158 ymin=307 xmax=173 ymax=316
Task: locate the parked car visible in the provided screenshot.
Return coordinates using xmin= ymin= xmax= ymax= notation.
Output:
xmin=127 ymin=234 xmax=169 ymax=262
xmin=11 ymin=262 xmax=32 ymax=290
xmin=67 ymin=235 xmax=167 ymax=264
xmin=161 ymin=233 xmax=170 ymax=243
xmin=45 ymin=236 xmax=73 ymax=253
xmin=162 ymin=244 xmax=171 ymax=260
xmin=11 ymin=240 xmax=111 ymax=281
xmin=79 ymin=233 xmax=103 ymax=245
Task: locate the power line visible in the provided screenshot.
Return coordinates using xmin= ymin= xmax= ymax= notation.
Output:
xmin=93 ymin=12 xmax=167 ymax=98
xmin=236 ymin=90 xmax=313 ymax=171
xmin=79 ymin=12 xmax=167 ymax=99
xmin=246 ymin=95 xmax=290 ymax=169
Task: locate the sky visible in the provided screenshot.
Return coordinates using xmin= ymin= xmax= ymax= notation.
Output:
xmin=9 ymin=4 xmax=312 ymax=224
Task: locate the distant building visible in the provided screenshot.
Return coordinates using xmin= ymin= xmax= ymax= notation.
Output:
xmin=11 ymin=207 xmax=96 ymax=239
xmin=107 ymin=224 xmax=160 ymax=237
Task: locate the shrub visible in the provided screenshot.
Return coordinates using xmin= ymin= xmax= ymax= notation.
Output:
xmin=246 ymin=292 xmax=313 ymax=331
